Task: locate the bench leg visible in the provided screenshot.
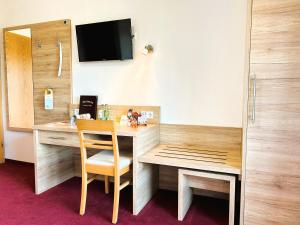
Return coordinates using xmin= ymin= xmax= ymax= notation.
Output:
xmin=178 ymin=172 xmax=193 ymax=221
xmin=229 ymin=177 xmax=236 ymax=225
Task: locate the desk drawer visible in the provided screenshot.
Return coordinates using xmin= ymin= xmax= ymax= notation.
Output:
xmin=39 ymin=131 xmax=79 ymax=147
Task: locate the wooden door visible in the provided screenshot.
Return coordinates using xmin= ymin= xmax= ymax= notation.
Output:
xmin=31 ymin=20 xmax=72 ymax=125
xmin=4 ymin=31 xmax=34 ymax=130
xmin=245 ymin=80 xmax=300 ymax=224
xmin=243 ymin=1 xmax=300 ymax=224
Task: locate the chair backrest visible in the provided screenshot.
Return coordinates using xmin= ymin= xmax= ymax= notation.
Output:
xmin=77 ymin=119 xmax=115 ymax=133
xmin=77 ymin=120 xmax=120 ymax=170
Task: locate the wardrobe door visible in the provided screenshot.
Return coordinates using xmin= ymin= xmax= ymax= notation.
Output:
xmin=244 ymin=78 xmax=300 ymax=225
xmin=31 ymin=20 xmax=72 ymax=125
xmin=243 ymin=1 xmax=300 ymax=224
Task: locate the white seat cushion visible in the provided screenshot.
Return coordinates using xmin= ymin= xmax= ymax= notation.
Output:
xmin=86 ymin=151 xmax=132 ymax=169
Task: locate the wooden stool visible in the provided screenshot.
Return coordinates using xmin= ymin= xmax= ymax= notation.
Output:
xmin=178 ymin=169 xmax=236 ymax=225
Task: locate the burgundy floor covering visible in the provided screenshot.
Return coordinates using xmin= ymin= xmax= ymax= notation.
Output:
xmin=0 ymin=160 xmax=228 ymax=225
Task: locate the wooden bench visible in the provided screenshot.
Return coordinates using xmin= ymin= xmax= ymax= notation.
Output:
xmin=138 ymin=124 xmax=242 ymax=224
xmin=139 ymin=144 xmax=241 ymax=224
xmin=139 ymin=144 xmax=241 ymax=175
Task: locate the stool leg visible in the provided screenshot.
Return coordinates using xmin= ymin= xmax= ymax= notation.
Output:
xmin=178 ymin=173 xmax=193 ymax=221
xmin=229 ymin=178 xmax=236 ymax=225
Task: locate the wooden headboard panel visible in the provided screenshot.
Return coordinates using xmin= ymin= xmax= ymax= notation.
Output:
xmin=160 ymin=124 xmax=242 ymax=151
xmin=70 ymin=104 xmax=160 ymax=124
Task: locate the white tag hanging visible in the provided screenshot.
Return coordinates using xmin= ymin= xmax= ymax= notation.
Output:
xmin=44 ymin=88 xmax=54 ymax=110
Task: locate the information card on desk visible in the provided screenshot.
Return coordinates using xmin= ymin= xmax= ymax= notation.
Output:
xmin=79 ymin=95 xmax=98 ymax=119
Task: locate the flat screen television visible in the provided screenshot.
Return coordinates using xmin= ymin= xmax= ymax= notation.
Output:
xmin=76 ymin=19 xmax=133 ymax=62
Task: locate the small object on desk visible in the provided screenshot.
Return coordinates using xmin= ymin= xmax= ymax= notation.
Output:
xmin=130 ymin=119 xmax=138 ymax=128
xmin=120 ymin=115 xmax=129 ymax=126
xmin=74 ymin=108 xmax=80 ymax=116
xmin=138 ymin=123 xmax=147 ymax=127
xmin=70 ymin=115 xmax=76 ymax=126
xmin=127 ymin=109 xmax=133 ymax=118
xmin=127 ymin=109 xmax=141 ymax=128
xmin=76 ymin=113 xmax=91 ymax=120
xmin=98 ymin=104 xmax=110 ymax=120
xmin=103 ymin=104 xmax=110 ymax=120
xmin=98 ymin=109 xmax=104 ymax=120
xmin=138 ymin=114 xmax=147 ymax=125
xmin=79 ymin=95 xmax=98 ymax=119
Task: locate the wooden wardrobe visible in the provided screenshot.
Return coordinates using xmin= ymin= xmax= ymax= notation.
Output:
xmin=242 ymin=1 xmax=300 ymax=224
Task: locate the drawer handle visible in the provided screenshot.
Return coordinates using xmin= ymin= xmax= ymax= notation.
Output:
xmin=49 ymin=136 xmax=66 ymax=140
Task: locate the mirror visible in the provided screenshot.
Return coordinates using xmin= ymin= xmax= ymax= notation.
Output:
xmin=4 ymin=28 xmax=34 ymax=130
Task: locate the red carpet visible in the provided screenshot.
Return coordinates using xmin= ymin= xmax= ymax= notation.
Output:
xmin=0 ymin=160 xmax=228 ymax=225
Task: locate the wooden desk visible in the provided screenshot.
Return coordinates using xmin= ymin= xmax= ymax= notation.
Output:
xmin=33 ymin=122 xmax=160 ymax=215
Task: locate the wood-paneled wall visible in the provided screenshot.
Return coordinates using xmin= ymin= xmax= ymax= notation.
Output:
xmin=243 ymin=1 xmax=300 ymax=224
xmin=160 ymin=124 xmax=242 ymax=150
xmin=158 ymin=124 xmax=242 ymax=198
xmin=4 ymin=32 xmax=34 ymax=129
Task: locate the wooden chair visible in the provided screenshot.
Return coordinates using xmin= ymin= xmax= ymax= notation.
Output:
xmin=77 ymin=119 xmax=132 ymax=224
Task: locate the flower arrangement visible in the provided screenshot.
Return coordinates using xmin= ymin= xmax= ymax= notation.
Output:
xmin=127 ymin=109 xmax=141 ymax=128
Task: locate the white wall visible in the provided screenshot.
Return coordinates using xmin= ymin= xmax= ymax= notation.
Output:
xmin=0 ymin=0 xmax=248 ymax=162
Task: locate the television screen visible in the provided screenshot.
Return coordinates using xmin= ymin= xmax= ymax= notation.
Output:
xmin=76 ymin=19 xmax=133 ymax=62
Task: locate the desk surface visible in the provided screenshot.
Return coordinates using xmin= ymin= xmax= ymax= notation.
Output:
xmin=33 ymin=121 xmax=158 ymax=137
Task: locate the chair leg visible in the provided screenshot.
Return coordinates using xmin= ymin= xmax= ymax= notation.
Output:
xmin=80 ymin=172 xmax=88 ymax=215
xmin=105 ymin=176 xmax=110 ymax=194
xmin=112 ymin=176 xmax=120 ymax=224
